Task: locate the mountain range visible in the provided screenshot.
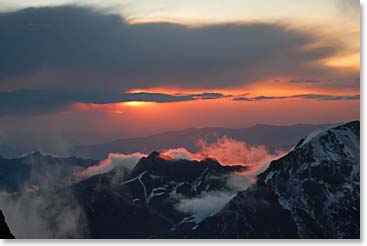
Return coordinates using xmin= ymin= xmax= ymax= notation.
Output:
xmin=0 ymin=121 xmax=359 ymax=239
xmin=70 ymin=123 xmax=329 ymax=159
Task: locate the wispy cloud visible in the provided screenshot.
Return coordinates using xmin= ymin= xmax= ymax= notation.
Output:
xmin=294 ymin=94 xmax=360 ymax=100
xmin=233 ymin=94 xmax=360 ymax=101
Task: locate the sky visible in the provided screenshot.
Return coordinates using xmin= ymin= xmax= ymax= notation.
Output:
xmin=0 ymin=0 xmax=360 ymax=148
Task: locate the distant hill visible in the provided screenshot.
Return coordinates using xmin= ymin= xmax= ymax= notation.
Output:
xmin=0 ymin=152 xmax=99 ymax=192
xmin=70 ymin=123 xmax=329 ymax=159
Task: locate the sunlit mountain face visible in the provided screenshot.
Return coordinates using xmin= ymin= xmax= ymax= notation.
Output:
xmin=0 ymin=0 xmax=360 ymax=239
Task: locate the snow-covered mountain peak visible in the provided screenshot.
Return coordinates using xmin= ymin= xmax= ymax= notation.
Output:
xmin=189 ymin=121 xmax=360 ymax=239
xmin=295 ymin=121 xmax=359 ymax=157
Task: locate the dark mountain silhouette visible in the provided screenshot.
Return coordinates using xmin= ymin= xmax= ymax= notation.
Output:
xmin=0 ymin=209 xmax=14 ymax=239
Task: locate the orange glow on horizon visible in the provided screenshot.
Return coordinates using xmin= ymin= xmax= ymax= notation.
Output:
xmin=67 ymin=96 xmax=359 ymax=140
xmin=72 ymin=84 xmax=360 ymax=127
xmin=123 ymin=101 xmax=155 ymax=107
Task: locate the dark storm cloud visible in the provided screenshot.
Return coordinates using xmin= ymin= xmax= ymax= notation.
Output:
xmin=233 ymin=94 xmax=360 ymax=101
xmin=0 ymin=89 xmax=227 ymax=116
xmin=0 ymin=5 xmax=342 ymax=90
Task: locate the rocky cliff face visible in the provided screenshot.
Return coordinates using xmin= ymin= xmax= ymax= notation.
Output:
xmin=0 ymin=209 xmax=14 ymax=239
xmin=186 ymin=121 xmax=359 ymax=239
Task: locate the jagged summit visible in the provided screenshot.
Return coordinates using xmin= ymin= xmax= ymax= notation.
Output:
xmin=293 ymin=120 xmax=359 ymax=150
xmin=130 ymin=151 xmax=246 ymax=179
xmin=261 ymin=120 xmax=359 ymax=181
xmin=147 ymin=151 xmax=161 ymax=159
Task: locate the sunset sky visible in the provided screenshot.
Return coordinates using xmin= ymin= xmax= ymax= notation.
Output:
xmin=0 ymin=0 xmax=360 ymax=147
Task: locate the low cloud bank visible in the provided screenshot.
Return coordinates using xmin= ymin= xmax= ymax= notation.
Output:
xmin=77 ymin=136 xmax=286 ymax=180
xmin=0 ymin=190 xmax=86 ymax=238
xmin=171 ymin=174 xmax=256 ymax=224
xmin=162 ymin=136 xmax=286 ymax=176
xmin=172 ymin=191 xmax=236 ymax=223
xmin=76 ymin=152 xmax=146 ymax=180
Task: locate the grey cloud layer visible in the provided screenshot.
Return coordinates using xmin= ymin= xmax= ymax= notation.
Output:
xmin=0 ymin=89 xmax=227 ymax=116
xmin=0 ymin=88 xmax=358 ymax=116
xmin=0 ymin=5 xmax=344 ymax=90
